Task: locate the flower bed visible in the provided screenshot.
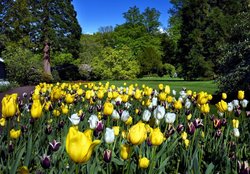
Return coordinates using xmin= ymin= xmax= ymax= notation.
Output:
xmin=0 ymin=82 xmax=249 ymax=173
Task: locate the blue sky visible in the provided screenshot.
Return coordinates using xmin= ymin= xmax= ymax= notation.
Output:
xmin=72 ymin=0 xmax=172 ymax=34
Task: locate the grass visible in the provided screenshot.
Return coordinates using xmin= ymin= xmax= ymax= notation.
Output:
xmin=96 ymin=77 xmax=218 ymax=95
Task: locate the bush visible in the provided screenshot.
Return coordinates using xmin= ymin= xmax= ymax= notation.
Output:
xmin=2 ymin=45 xmax=42 ymax=85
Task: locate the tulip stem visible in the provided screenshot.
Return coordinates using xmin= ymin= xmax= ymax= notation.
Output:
xmin=149 ymin=146 xmax=157 ymax=174
xmin=75 ymin=163 xmax=79 ymax=174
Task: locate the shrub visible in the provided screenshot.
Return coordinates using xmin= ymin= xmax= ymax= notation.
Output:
xmin=2 ymin=45 xmax=42 ymax=85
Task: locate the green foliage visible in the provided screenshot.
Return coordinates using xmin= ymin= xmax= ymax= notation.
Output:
xmin=91 ymin=46 xmax=140 ymax=80
xmin=2 ymin=44 xmax=42 ymax=85
xmin=162 ymin=63 xmax=176 ymax=77
xmin=52 ymin=52 xmax=74 ymax=66
xmin=217 ymin=5 xmax=250 ymax=94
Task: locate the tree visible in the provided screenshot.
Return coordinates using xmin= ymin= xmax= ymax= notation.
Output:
xmin=123 ymin=6 xmax=143 ymax=26
xmin=217 ymin=1 xmax=250 ymax=94
xmin=91 ymin=46 xmax=140 ymax=80
xmin=142 ymin=7 xmax=161 ymax=34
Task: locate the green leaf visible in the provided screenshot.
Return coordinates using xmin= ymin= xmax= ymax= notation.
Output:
xmin=10 ymin=145 xmax=25 ymax=174
xmin=112 ymin=157 xmax=124 ymax=166
xmin=24 ymin=135 xmax=32 ymax=166
xmin=205 ymin=163 xmax=214 ymax=174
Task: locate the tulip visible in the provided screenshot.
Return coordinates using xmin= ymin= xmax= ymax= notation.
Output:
xmin=184 ymin=139 xmax=190 ymax=148
xmin=158 ymin=92 xmax=166 ymax=101
xmin=134 ymin=89 xmax=142 ymax=99
xmin=165 ymin=112 xmax=176 ymax=124
xmin=216 ymin=100 xmax=228 ymax=112
xmin=174 ymin=100 xmax=182 ymax=110
xmin=112 ymin=126 xmax=120 ymax=136
xmin=142 ymin=110 xmax=151 ymax=122
xmin=40 ymin=154 xmax=51 ymax=169
xmin=121 ymin=110 xmax=130 ymax=122
xmin=200 ymin=104 xmax=210 ymax=114
xmin=96 ymin=121 xmax=104 ymax=132
xmin=232 ymin=119 xmax=239 ymax=128
xmin=177 ymin=124 xmax=184 ymax=133
xmin=61 ymin=104 xmax=69 ymax=114
xmin=152 ymin=97 xmax=158 ymax=107
xmin=164 ymin=85 xmax=170 ymax=94
xmin=222 ymin=93 xmax=227 ymax=100
xmin=52 ymin=109 xmax=60 ymax=117
xmin=238 ymin=90 xmax=244 ymax=100
xmin=49 ymin=140 xmax=61 ymax=152
xmin=18 ymin=166 xmax=29 ymax=174
xmin=65 ymin=93 xmax=75 ymax=104
xmin=120 ymin=144 xmax=130 ymax=160
xmin=88 ymin=115 xmax=99 ymax=129
xmin=69 ymin=113 xmax=80 ymax=125
xmin=139 ymin=157 xmax=150 ymax=169
xmin=111 ymin=110 xmax=120 ymax=120
xmin=10 ymin=129 xmax=21 ymax=139
xmin=185 ymin=99 xmax=191 ymax=109
xmin=127 ymin=121 xmax=147 ymax=145
xmin=66 ymin=127 xmax=101 ymax=163
xmin=240 ymin=99 xmax=249 ymax=108
xmin=233 ymin=128 xmax=240 ymax=137
xmin=228 ymin=102 xmax=234 ymax=112
xmin=149 ymin=127 xmax=164 ymax=146
xmin=232 ymin=100 xmax=240 ymax=108
xmin=153 ymin=105 xmax=165 ymax=120
xmin=31 ymin=99 xmax=43 ymax=119
xmin=2 ymin=93 xmax=18 ymax=118
xmin=103 ymin=102 xmax=114 ymax=116
xmin=77 ymin=88 xmax=84 ymax=96
xmin=193 ymin=118 xmax=203 ymax=128
xmin=104 ymin=128 xmax=115 ymax=144
xmin=181 ymin=131 xmax=187 ymax=140
xmin=125 ymin=116 xmax=133 ymax=125
xmin=0 ymin=118 xmax=6 ymax=126
xmin=187 ymin=122 xmax=196 ymax=135
xmin=103 ymin=149 xmax=112 ymax=163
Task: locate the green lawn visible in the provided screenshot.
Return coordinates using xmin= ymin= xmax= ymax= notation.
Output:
xmin=96 ymin=78 xmax=218 ymax=94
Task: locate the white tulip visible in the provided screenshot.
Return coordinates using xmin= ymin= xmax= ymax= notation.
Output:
xmin=142 ymin=110 xmax=151 ymax=122
xmin=232 ymin=100 xmax=239 ymax=108
xmin=125 ymin=102 xmax=132 ymax=109
xmin=88 ymin=114 xmax=99 ymax=129
xmin=240 ymin=99 xmax=249 ymax=108
xmin=228 ymin=102 xmax=234 ymax=112
xmin=165 ymin=112 xmax=176 ymax=124
xmin=152 ymin=97 xmax=158 ymax=107
xmin=233 ymin=128 xmax=240 ymax=137
xmin=105 ymin=128 xmax=115 ymax=144
xmin=172 ymin=90 xmax=176 ymax=96
xmin=121 ymin=110 xmax=130 ymax=122
xmin=111 ymin=110 xmax=120 ymax=120
xmin=153 ymin=105 xmax=165 ymax=120
xmin=68 ymin=113 xmax=80 ymax=125
xmin=185 ymin=99 xmax=191 ymax=109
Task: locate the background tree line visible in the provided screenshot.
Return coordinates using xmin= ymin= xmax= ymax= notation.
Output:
xmin=0 ymin=0 xmax=249 ymax=94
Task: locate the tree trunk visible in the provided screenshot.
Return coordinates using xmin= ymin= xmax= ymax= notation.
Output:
xmin=43 ymin=42 xmax=51 ymax=75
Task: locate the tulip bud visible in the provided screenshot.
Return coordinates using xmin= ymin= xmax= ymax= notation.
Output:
xmin=40 ymin=154 xmax=50 ymax=169
xmin=103 ymin=149 xmax=112 ymax=163
xmin=213 ymin=118 xmax=221 ymax=129
xmin=139 ymin=157 xmax=150 ymax=169
xmin=193 ymin=118 xmax=203 ymax=128
xmin=187 ymin=122 xmax=195 ymax=135
xmin=8 ymin=141 xmax=14 ymax=153
xmin=96 ymin=121 xmax=104 ymax=132
xmin=58 ymin=121 xmax=65 ymax=129
xmin=215 ymin=129 xmax=222 ymax=138
xmin=221 ymin=118 xmax=227 ymax=126
xmin=96 ymin=105 xmax=103 ymax=112
xmin=104 ymin=128 xmax=115 ymax=144
xmin=45 ymin=124 xmax=52 ymax=135
xmin=21 ymin=125 xmax=28 ymax=133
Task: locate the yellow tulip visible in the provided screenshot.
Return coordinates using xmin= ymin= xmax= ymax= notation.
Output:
xmin=125 ymin=116 xmax=133 ymax=125
xmin=65 ymin=94 xmax=75 ymax=104
xmin=158 ymin=84 xmax=164 ymax=90
xmin=174 ymin=100 xmax=182 ymax=110
xmin=184 ymin=139 xmax=190 ymax=148
xmin=120 ymin=144 xmax=130 ymax=160
xmin=10 ymin=129 xmax=21 ymax=139
xmin=127 ymin=121 xmax=147 ymax=145
xmin=44 ymin=101 xmax=52 ymax=111
xmin=18 ymin=166 xmax=29 ymax=174
xmin=31 ymin=99 xmax=43 ymax=119
xmin=32 ymin=88 xmax=40 ymax=100
xmin=61 ymin=104 xmax=69 ymax=114
xmin=139 ymin=157 xmax=150 ymax=169
xmin=0 ymin=118 xmax=6 ymax=126
xmin=238 ymin=90 xmax=244 ymax=100
xmin=222 ymin=93 xmax=227 ymax=100
xmin=112 ymin=126 xmax=120 ymax=136
xmin=97 ymin=90 xmax=104 ymax=99
xmin=2 ymin=93 xmax=18 ymax=118
xmin=216 ymin=100 xmax=228 ymax=112
xmin=167 ymin=96 xmax=173 ymax=103
xmin=121 ymin=94 xmax=129 ymax=103
xmin=103 ymin=102 xmax=114 ymax=116
xmin=200 ymin=104 xmax=210 ymax=114
xmin=53 ymin=109 xmax=60 ymax=117
xmin=181 ymin=131 xmax=187 ymax=140
xmin=158 ymin=92 xmax=166 ymax=101
xmin=232 ymin=119 xmax=239 ymax=128
xmin=77 ymin=88 xmax=84 ymax=96
xmin=164 ymin=85 xmax=170 ymax=94
xmin=66 ymin=127 xmax=101 ymax=163
xmin=134 ymin=89 xmax=142 ymax=100
xmin=197 ymin=92 xmax=208 ymax=105
xmin=149 ymin=127 xmax=164 ymax=146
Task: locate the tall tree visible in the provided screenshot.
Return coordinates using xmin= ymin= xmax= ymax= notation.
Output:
xmin=123 ymin=6 xmax=143 ymax=26
xmin=142 ymin=7 xmax=161 ymax=33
